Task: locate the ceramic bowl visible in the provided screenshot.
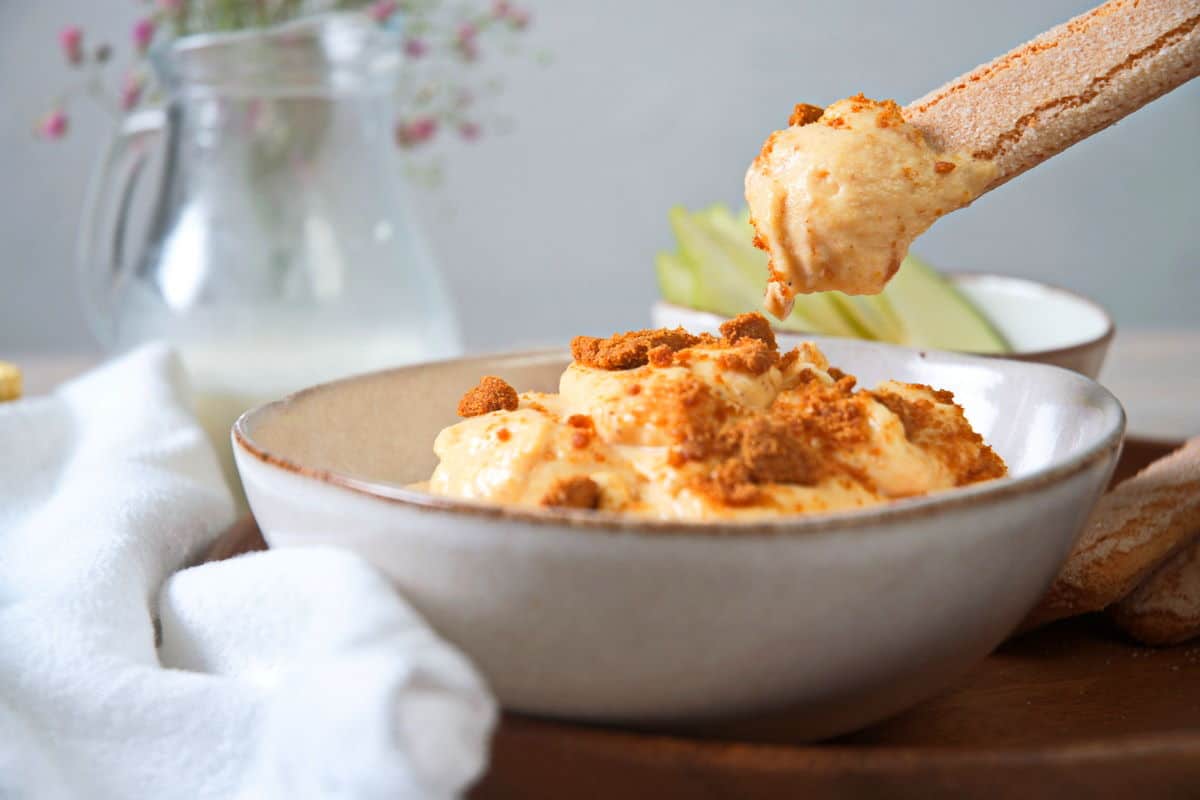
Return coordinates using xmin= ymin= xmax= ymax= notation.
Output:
xmin=653 ymin=273 xmax=1115 ymax=378
xmin=233 ymin=340 xmax=1124 ymax=740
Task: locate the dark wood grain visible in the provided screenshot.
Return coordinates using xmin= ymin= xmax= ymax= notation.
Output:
xmin=1109 ymin=437 xmax=1180 ymax=486
xmin=207 ymin=439 xmax=1200 ymax=799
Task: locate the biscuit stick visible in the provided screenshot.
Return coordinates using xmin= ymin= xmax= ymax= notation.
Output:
xmin=1111 ymin=534 xmax=1200 ymax=645
xmin=747 ymin=0 xmax=1199 ymax=315
xmin=905 ymin=0 xmax=1200 ymax=191
xmin=1024 ymin=436 xmax=1200 ymax=631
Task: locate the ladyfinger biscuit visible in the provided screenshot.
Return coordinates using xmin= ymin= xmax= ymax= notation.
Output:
xmin=1024 ymin=436 xmax=1200 ymax=630
xmin=1111 ymin=533 xmax=1200 ymax=645
xmin=905 ymin=0 xmax=1200 ymax=189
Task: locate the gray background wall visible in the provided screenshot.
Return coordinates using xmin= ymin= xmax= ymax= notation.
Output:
xmin=2 ymin=0 xmax=1197 ymax=355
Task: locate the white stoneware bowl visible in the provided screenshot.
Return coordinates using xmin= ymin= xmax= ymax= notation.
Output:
xmin=233 ymin=340 xmax=1124 ymax=740
xmin=653 ymin=273 xmax=1115 ymax=378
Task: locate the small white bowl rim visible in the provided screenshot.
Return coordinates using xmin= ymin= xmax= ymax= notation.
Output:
xmin=654 ymin=270 xmax=1116 ymax=361
xmin=234 ymin=342 xmax=1126 ymax=539
xmin=941 ymin=271 xmax=1115 ymax=359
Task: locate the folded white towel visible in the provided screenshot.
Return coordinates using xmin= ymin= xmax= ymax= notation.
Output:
xmin=0 ymin=345 xmax=496 ymax=800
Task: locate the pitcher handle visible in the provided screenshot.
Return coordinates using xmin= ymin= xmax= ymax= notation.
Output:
xmin=76 ymin=108 xmax=166 ymax=347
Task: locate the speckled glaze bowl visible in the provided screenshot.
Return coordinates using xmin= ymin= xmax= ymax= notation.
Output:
xmin=653 ymin=273 xmax=1116 ymax=378
xmin=233 ymin=339 xmax=1124 ymax=740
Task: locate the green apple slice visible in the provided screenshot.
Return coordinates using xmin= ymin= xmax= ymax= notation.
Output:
xmin=828 ymin=293 xmax=906 ymax=343
xmin=693 ymin=205 xmax=767 ymax=288
xmin=694 ymin=205 xmax=865 ymax=338
xmin=667 ymin=206 xmax=763 ymax=314
xmin=885 ymin=254 xmax=1010 ymax=353
xmin=667 ymin=206 xmax=819 ymax=332
xmin=658 ymin=205 xmax=1006 ymax=351
xmin=655 ymin=251 xmax=697 ymax=308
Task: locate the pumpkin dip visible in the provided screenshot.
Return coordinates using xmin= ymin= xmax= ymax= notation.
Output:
xmin=423 ymin=314 xmax=1005 ymax=521
xmin=745 ymin=95 xmax=995 ymax=318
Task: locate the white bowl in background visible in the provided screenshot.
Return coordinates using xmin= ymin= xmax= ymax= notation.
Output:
xmin=653 ymin=273 xmax=1115 ymax=378
xmin=233 ymin=339 xmax=1124 ymax=740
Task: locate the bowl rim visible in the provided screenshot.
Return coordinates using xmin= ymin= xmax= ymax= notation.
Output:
xmin=233 ymin=344 xmax=1126 ymax=538
xmin=653 ymin=270 xmax=1116 ymax=362
xmin=943 ymin=272 xmax=1115 ymax=361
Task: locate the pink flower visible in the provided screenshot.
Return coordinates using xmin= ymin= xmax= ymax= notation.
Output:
xmin=458 ymin=121 xmax=481 ymax=141
xmin=39 ymin=110 xmax=69 ymax=140
xmin=132 ymin=18 xmax=156 ymax=54
xmin=492 ymin=0 xmax=511 ymax=17
xmin=120 ymin=73 xmax=144 ymax=111
xmin=509 ymin=8 xmax=531 ymax=29
xmin=409 ymin=117 xmax=437 ymax=142
xmin=395 ymin=117 xmax=438 ymax=148
xmin=403 ymin=38 xmax=427 ymax=58
xmin=59 ymin=26 xmax=84 ymax=66
xmin=456 ymin=25 xmax=479 ymax=61
xmin=368 ymin=1 xmax=398 ymax=22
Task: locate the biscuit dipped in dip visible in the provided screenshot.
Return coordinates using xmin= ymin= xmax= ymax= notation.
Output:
xmin=745 ymin=95 xmax=996 ymax=318
xmin=422 ymin=314 xmax=1006 ymax=521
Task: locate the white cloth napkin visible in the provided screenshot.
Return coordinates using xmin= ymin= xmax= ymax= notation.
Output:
xmin=0 ymin=345 xmax=496 ymax=800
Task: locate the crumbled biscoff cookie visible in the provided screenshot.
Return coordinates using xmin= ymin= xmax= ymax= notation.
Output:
xmin=787 ymin=102 xmax=824 ymax=127
xmin=457 ymin=376 xmax=519 ymax=417
xmin=719 ymin=312 xmax=777 ymax=349
xmin=570 ymin=327 xmax=705 ymax=371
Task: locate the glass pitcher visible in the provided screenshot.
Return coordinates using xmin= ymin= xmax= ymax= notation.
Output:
xmin=79 ymin=13 xmax=461 ymax=497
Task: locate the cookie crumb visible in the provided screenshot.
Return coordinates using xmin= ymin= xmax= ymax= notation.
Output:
xmin=719 ymin=312 xmax=777 ymax=350
xmin=457 ymin=376 xmax=519 ymax=417
xmin=571 ymin=327 xmax=705 ymax=371
xmin=717 ymin=343 xmax=775 ymax=376
xmin=540 ymin=476 xmax=601 ymax=510
xmin=648 ymin=345 xmax=675 ymax=368
xmin=788 ymin=102 xmax=824 ymax=127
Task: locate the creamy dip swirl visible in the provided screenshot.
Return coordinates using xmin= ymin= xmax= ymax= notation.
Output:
xmin=745 ymin=95 xmax=996 ymax=318
xmin=423 ymin=314 xmax=1006 ymax=521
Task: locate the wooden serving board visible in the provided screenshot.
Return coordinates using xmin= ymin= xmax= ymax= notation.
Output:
xmin=206 ymin=439 xmax=1200 ymax=798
